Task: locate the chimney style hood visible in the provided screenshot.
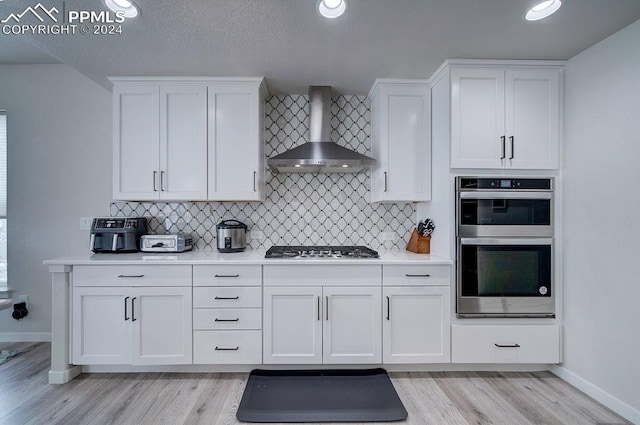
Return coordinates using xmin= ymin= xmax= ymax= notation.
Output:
xmin=267 ymin=86 xmax=377 ymax=174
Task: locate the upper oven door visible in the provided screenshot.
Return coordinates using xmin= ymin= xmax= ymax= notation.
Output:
xmin=457 ymin=191 xmax=553 ymax=237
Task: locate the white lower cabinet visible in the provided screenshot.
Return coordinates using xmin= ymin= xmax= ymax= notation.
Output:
xmin=72 ymin=286 xmax=192 ymax=365
xmin=383 ymin=286 xmax=450 ymax=363
xmin=193 ymin=330 xmax=262 ymax=364
xmin=451 ymin=324 xmax=560 ymax=363
xmin=263 ymin=286 xmax=382 ymax=364
xmin=192 ymin=265 xmax=263 ymax=364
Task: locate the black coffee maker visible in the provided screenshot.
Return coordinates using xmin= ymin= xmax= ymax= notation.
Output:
xmin=90 ymin=217 xmax=148 ymax=253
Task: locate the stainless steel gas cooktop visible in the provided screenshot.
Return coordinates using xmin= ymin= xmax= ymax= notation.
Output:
xmin=265 ymin=245 xmax=379 ymax=259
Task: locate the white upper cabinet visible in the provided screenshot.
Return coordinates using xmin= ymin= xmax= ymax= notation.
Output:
xmin=448 ymin=62 xmax=562 ymax=170
xmin=112 ymin=84 xmax=161 ymax=200
xmin=208 ymin=82 xmax=266 ymax=201
xmin=159 ymin=85 xmax=208 ymax=200
xmin=113 ymin=82 xmax=207 ymax=200
xmin=112 ymin=78 xmax=266 ymax=201
xmin=368 ymin=79 xmax=431 ymax=202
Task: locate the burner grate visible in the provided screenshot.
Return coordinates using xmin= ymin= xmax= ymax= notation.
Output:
xmin=265 ymin=245 xmax=379 ymax=259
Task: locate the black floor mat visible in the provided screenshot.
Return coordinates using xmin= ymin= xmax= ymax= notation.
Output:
xmin=236 ymin=368 xmax=408 ymax=423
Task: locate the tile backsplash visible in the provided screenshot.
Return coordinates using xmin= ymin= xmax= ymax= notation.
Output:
xmin=111 ymin=95 xmax=416 ymax=250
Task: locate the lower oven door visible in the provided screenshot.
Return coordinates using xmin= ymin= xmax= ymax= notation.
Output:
xmin=457 ymin=238 xmax=554 ymax=318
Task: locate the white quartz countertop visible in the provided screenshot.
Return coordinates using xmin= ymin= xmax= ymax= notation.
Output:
xmin=44 ymin=249 xmax=452 ymax=266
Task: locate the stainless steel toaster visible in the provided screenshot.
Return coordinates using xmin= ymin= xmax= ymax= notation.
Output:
xmin=140 ymin=234 xmax=193 ymax=252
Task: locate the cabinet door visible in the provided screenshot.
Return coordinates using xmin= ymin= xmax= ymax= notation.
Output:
xmin=370 ymin=82 xmax=431 ymax=202
xmin=208 ymin=84 xmax=264 ymax=201
xmin=159 ymin=85 xmax=208 ymax=200
xmin=113 ymin=85 xmax=160 ymax=200
xmin=323 ymin=287 xmax=382 ymax=364
xmin=383 ymin=286 xmax=450 ymax=364
xmin=263 ymin=286 xmax=322 ymax=364
xmin=505 ymin=69 xmax=560 ymax=169
xmin=131 ymin=287 xmax=193 ymax=365
xmin=72 ymin=287 xmax=132 ymax=365
xmin=451 ymin=68 xmax=506 ymax=169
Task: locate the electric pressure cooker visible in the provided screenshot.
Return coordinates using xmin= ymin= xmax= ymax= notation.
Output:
xmin=216 ymin=220 xmax=247 ymax=253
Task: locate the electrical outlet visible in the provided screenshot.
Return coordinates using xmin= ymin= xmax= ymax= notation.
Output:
xmin=382 ymin=232 xmax=396 ymax=241
xmin=80 ymin=217 xmax=93 ymax=230
xmin=249 ymin=231 xmax=265 ymax=240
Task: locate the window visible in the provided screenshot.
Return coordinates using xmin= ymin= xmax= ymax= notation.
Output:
xmin=0 ymin=112 xmax=6 ymax=290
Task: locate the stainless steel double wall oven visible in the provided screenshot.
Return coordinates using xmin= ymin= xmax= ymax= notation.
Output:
xmin=456 ymin=177 xmax=555 ymax=318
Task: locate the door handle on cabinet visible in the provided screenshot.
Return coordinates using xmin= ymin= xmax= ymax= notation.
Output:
xmin=494 ymin=343 xmax=520 ymax=348
xmin=383 ymin=172 xmax=388 ymax=192
xmin=500 ymin=136 xmax=506 ymax=159
xmin=214 ymin=274 xmax=240 ymax=278
xmin=215 ymin=346 xmax=239 ymax=351
xmin=214 ymin=318 xmax=240 ymax=322
xmin=509 ymin=136 xmax=515 ymax=159
xmin=160 ymin=171 xmax=166 ymax=191
xmin=118 ymin=275 xmax=144 ymax=278
xmin=386 ymin=296 xmax=390 ymax=321
xmin=124 ymin=296 xmax=130 ymax=321
xmin=253 ymin=171 xmax=257 ymax=192
xmin=317 ymin=296 xmax=321 ymax=321
xmin=325 ymin=296 xmax=329 ymax=321
xmin=214 ymin=296 xmax=239 ymax=300
xmin=153 ymin=171 xmax=158 ymax=192
xmin=405 ymin=274 xmax=430 ymax=278
xmin=131 ymin=297 xmax=137 ymax=322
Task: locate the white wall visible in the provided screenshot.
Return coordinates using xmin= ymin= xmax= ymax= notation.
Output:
xmin=560 ymin=19 xmax=640 ymax=422
xmin=0 ymin=64 xmax=112 ymax=339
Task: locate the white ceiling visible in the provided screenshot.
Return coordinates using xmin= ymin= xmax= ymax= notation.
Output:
xmin=1 ymin=0 xmax=639 ymax=95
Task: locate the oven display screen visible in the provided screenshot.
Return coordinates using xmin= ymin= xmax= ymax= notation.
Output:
xmin=500 ymin=179 xmax=511 ymax=188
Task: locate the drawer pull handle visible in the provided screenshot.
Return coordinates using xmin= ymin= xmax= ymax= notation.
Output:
xmin=214 ymin=274 xmax=240 ymax=278
xmin=118 ymin=274 xmax=144 ymax=278
xmin=405 ymin=274 xmax=430 ymax=277
xmin=215 ymin=346 xmax=239 ymax=351
xmin=214 ymin=296 xmax=240 ymax=300
xmin=494 ymin=343 xmax=521 ymax=348
xmin=215 ymin=318 xmax=240 ymax=322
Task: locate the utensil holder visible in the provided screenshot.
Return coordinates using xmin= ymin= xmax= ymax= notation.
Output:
xmin=406 ymin=228 xmax=431 ymax=254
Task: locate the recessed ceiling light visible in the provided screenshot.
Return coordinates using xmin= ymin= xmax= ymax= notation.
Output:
xmin=524 ymin=0 xmax=562 ymax=21
xmin=104 ymin=0 xmax=139 ymax=18
xmin=318 ymin=0 xmax=347 ymax=19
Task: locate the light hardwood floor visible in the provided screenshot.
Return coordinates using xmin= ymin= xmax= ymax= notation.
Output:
xmin=0 ymin=342 xmax=630 ymax=425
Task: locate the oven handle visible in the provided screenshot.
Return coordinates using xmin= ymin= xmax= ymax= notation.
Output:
xmin=459 ymin=238 xmax=553 ymax=246
xmin=458 ymin=192 xmax=552 ymax=200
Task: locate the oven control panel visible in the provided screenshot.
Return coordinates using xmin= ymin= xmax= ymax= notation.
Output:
xmin=458 ymin=177 xmax=552 ymax=190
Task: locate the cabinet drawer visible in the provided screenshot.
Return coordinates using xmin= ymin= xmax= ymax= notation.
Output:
xmin=263 ymin=265 xmax=382 ymax=286
xmin=452 ymin=324 xmax=560 ymax=364
xmin=383 ymin=265 xmax=450 ymax=286
xmin=193 ymin=287 xmax=261 ymax=308
xmin=193 ymin=308 xmax=262 ymax=330
xmin=193 ymin=265 xmax=261 ymax=286
xmin=73 ymin=265 xmax=192 ymax=287
xmin=193 ymin=330 xmax=262 ymax=364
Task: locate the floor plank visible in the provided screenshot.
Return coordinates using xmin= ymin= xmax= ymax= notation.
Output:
xmin=0 ymin=343 xmax=631 ymax=425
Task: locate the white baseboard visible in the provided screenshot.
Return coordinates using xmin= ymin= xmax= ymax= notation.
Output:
xmin=0 ymin=332 xmax=51 ymax=342
xmin=551 ymin=365 xmax=640 ymax=424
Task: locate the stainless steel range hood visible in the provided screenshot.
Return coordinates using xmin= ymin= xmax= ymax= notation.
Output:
xmin=267 ymin=86 xmax=376 ymax=173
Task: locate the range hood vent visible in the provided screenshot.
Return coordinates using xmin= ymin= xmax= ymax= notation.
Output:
xmin=267 ymin=86 xmax=376 ymax=174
